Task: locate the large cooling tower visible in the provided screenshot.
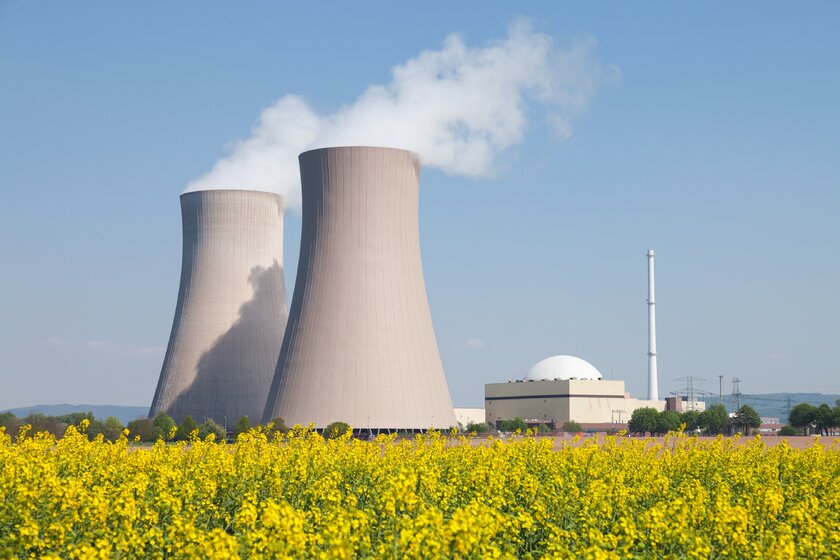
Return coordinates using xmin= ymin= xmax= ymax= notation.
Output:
xmin=150 ymin=190 xmax=288 ymax=424
xmin=263 ymin=146 xmax=456 ymax=430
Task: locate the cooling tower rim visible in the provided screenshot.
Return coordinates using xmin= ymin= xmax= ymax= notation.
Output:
xmin=180 ymin=188 xmax=284 ymax=201
xmin=299 ymin=145 xmax=419 ymax=159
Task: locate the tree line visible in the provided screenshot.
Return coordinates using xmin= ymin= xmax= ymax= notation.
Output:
xmin=0 ymin=411 xmax=293 ymax=443
xmin=627 ymin=404 xmax=763 ymax=436
xmin=786 ymin=401 xmax=840 ymax=436
xmin=0 ymin=410 xmax=380 ymax=443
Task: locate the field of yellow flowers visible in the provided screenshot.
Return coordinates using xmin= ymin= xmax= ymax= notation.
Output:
xmin=1 ymin=424 xmax=838 ymax=559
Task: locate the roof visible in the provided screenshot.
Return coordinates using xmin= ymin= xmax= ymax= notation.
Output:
xmin=524 ymin=355 xmax=603 ymax=381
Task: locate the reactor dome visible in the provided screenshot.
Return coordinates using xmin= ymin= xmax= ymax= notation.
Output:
xmin=524 ymin=355 xmax=603 ymax=381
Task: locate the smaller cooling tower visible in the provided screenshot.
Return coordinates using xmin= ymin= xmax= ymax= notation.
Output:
xmin=263 ymin=146 xmax=456 ymax=430
xmin=150 ymin=190 xmax=288 ymax=424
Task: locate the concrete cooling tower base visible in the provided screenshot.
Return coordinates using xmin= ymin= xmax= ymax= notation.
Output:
xmin=263 ymin=146 xmax=456 ymax=431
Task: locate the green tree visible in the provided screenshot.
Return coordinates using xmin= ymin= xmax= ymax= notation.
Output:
xmin=233 ymin=416 xmax=252 ymax=437
xmin=198 ymin=419 xmax=226 ymax=441
xmin=152 ymin=412 xmax=176 ymax=440
xmin=56 ymin=411 xmax=94 ymax=426
xmin=127 ymin=418 xmax=156 ymax=442
xmin=732 ymin=405 xmax=762 ymax=435
xmin=24 ymin=413 xmax=66 ymax=437
xmin=86 ymin=419 xmax=106 ymax=440
xmin=324 ymin=421 xmax=351 ymax=439
xmin=0 ymin=412 xmax=21 ymax=436
xmin=499 ymin=418 xmax=527 ymax=433
xmin=656 ymin=411 xmax=681 ymax=435
xmin=265 ymin=417 xmax=288 ymax=438
xmin=832 ymin=406 xmax=840 ymax=436
xmin=699 ymin=404 xmax=730 ymax=435
xmin=628 ymin=407 xmax=659 ymax=435
xmin=788 ymin=403 xmax=816 ymax=435
xmin=814 ymin=404 xmax=833 ymax=436
xmin=176 ymin=415 xmax=199 ymax=441
xmin=100 ymin=416 xmax=125 ymax=442
xmin=680 ymin=410 xmax=701 ymax=432
xmin=561 ymin=420 xmax=583 ymax=433
xmin=778 ymin=425 xmax=799 ymax=436
xmin=465 ymin=421 xmax=492 ymax=434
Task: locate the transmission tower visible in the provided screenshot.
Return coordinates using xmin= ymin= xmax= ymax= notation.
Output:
xmin=674 ymin=376 xmax=705 ymax=410
xmin=731 ymin=378 xmax=742 ymax=410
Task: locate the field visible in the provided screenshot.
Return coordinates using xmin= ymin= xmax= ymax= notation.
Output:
xmin=1 ymin=425 xmax=839 ymax=559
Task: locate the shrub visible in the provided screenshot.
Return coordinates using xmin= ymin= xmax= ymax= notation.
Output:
xmin=324 ymin=422 xmax=351 ymax=439
xmin=465 ymin=421 xmax=492 ymax=434
xmin=198 ymin=419 xmax=225 ymax=441
xmin=498 ymin=418 xmax=527 ymax=433
xmin=127 ymin=418 xmax=156 ymax=442
xmin=233 ymin=416 xmax=252 ymax=437
xmin=176 ymin=415 xmax=199 ymax=441
xmin=561 ymin=420 xmax=583 ymax=433
xmin=778 ymin=425 xmax=799 ymax=436
xmin=152 ymin=412 xmax=176 ymax=440
xmin=266 ymin=417 xmax=288 ymax=436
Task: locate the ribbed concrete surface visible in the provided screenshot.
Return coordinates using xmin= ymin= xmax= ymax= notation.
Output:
xmin=150 ymin=190 xmax=288 ymax=424
xmin=263 ymin=146 xmax=456 ymax=429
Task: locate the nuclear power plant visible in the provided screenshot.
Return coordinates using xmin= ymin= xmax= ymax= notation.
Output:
xmin=149 ymin=146 xmax=662 ymax=434
xmin=149 ymin=190 xmax=288 ymax=424
xmin=262 ymin=146 xmax=457 ymax=430
xmin=484 ymin=251 xmax=667 ymax=429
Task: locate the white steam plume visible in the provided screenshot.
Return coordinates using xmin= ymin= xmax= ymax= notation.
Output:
xmin=186 ymin=20 xmax=616 ymax=206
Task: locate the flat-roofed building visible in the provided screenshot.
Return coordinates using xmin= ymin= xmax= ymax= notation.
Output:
xmin=485 ymin=355 xmax=665 ymax=427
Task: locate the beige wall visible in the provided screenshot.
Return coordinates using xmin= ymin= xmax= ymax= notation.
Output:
xmin=454 ymin=408 xmax=485 ymax=427
xmin=485 ymin=379 xmax=665 ymax=425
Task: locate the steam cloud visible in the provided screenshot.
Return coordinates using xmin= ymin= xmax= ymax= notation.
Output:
xmin=187 ymin=20 xmax=615 ymax=207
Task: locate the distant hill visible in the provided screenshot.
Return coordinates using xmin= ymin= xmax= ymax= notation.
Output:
xmin=699 ymin=393 xmax=840 ymax=424
xmin=2 ymin=404 xmax=148 ymax=425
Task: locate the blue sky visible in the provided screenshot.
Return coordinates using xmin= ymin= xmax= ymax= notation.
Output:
xmin=1 ymin=2 xmax=838 ymax=410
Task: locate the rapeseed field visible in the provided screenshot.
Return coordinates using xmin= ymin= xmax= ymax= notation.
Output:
xmin=1 ymin=423 xmax=838 ymax=559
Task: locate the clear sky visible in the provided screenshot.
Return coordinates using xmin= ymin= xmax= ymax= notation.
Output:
xmin=1 ymin=2 xmax=838 ymax=411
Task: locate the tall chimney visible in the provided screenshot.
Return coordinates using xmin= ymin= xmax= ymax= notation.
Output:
xmin=647 ymin=249 xmax=658 ymax=400
xmin=150 ymin=190 xmax=288 ymax=423
xmin=263 ymin=146 xmax=456 ymax=430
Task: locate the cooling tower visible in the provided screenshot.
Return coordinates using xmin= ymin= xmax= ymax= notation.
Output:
xmin=263 ymin=146 xmax=456 ymax=430
xmin=150 ymin=190 xmax=288 ymax=424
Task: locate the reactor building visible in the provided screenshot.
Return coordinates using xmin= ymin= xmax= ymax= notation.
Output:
xmin=485 ymin=355 xmax=665 ymax=427
xmin=485 ymin=251 xmax=667 ymax=429
xmin=149 ymin=189 xmax=289 ymax=424
xmin=262 ymin=146 xmax=457 ymax=431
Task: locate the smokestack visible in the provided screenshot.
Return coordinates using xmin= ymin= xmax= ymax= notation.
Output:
xmin=263 ymin=146 xmax=456 ymax=430
xmin=150 ymin=190 xmax=288 ymax=423
xmin=647 ymin=249 xmax=658 ymax=400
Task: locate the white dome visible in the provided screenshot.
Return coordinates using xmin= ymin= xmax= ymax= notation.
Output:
xmin=524 ymin=355 xmax=603 ymax=381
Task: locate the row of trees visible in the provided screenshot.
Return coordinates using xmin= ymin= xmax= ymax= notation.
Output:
xmin=787 ymin=401 xmax=840 ymax=435
xmin=465 ymin=419 xmax=583 ymax=435
xmin=0 ymin=409 xmax=364 ymax=443
xmin=628 ymin=404 xmax=762 ymax=436
xmin=0 ymin=411 xmax=126 ymax=441
xmin=0 ymin=410 xmax=292 ymax=443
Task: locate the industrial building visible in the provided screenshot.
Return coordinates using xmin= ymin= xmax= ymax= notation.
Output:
xmin=664 ymin=396 xmax=706 ymax=413
xmin=485 ymin=356 xmax=665 ymax=427
xmin=485 ymin=251 xmax=666 ymax=429
xmin=150 ymin=190 xmax=288 ymax=424
xmin=263 ymin=146 xmax=457 ymax=431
